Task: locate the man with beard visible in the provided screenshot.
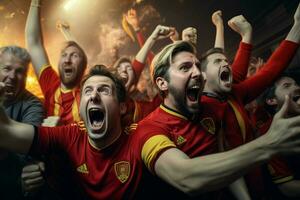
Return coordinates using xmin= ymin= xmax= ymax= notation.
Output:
xmin=2 ymin=54 xmax=300 ymax=200
xmin=254 ymin=74 xmax=300 ymax=199
xmin=200 ymin=3 xmax=300 ymax=199
xmin=130 ymin=39 xmax=300 ymax=199
xmin=25 ymin=1 xmax=88 ymax=199
xmin=26 ymin=0 xmax=87 ymax=125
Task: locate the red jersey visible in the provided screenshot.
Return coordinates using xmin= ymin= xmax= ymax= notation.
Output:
xmin=203 ymin=40 xmax=299 ymax=199
xmin=123 ymin=95 xmax=162 ymax=126
xmin=123 ymin=60 xmax=162 ymax=126
xmin=231 ymin=42 xmax=253 ymax=83
xmin=31 ymin=123 xmax=145 ymax=200
xmin=39 ymin=65 xmax=81 ymax=125
xmin=134 ymin=104 xmax=221 ymax=199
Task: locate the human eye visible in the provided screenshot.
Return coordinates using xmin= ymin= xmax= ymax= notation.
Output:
xmin=99 ymin=86 xmax=112 ymax=95
xmin=179 ymin=63 xmax=192 ymax=71
xmin=283 ymin=83 xmax=291 ymax=88
xmin=1 ymin=66 xmax=10 ymax=73
xmin=72 ymin=53 xmax=79 ymax=58
xmin=84 ymin=87 xmax=92 ymax=95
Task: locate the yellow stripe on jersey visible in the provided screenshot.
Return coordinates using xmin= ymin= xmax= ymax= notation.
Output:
xmin=38 ymin=64 xmax=52 ymax=79
xmin=142 ymin=135 xmax=176 ymax=173
xmin=54 ymin=87 xmax=61 ymax=116
xmin=273 ymin=175 xmax=294 ymax=184
xmin=72 ymin=91 xmax=81 ymax=122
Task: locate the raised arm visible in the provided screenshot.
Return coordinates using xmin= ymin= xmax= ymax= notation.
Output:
xmin=286 ymin=3 xmax=300 ymax=43
xmin=228 ymin=15 xmax=253 ymax=83
xmin=154 ymin=96 xmax=300 ymax=195
xmin=25 ymin=0 xmax=50 ymax=76
xmin=212 ymin=10 xmax=225 ymax=49
xmin=0 ymin=83 xmax=35 ymax=154
xmin=124 ymin=8 xmax=155 ymax=63
xmin=239 ymin=3 xmax=300 ymax=103
xmin=132 ymin=25 xmax=175 ymax=85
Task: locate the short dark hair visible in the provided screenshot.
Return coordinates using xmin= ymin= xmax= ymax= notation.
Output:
xmin=258 ymin=73 xmax=293 ymax=115
xmin=80 ymin=65 xmax=127 ymax=102
xmin=200 ymin=47 xmax=226 ymax=71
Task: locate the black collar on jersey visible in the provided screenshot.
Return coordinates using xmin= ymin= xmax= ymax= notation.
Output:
xmin=203 ymin=92 xmax=227 ymax=102
xmin=161 ymin=104 xmax=199 ymax=121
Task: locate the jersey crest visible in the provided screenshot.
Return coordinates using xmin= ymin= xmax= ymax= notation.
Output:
xmin=200 ymin=117 xmax=215 ymax=134
xmin=176 ymin=135 xmax=187 ymax=146
xmin=114 ymin=161 xmax=130 ymax=183
xmin=77 ymin=163 xmax=89 ymax=174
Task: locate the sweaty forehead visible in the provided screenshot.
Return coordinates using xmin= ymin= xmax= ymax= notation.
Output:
xmin=83 ymin=75 xmax=114 ymax=88
xmin=0 ymin=53 xmax=26 ymax=67
xmin=276 ymin=76 xmax=295 ymax=86
xmin=61 ymin=46 xmax=81 ymax=54
xmin=172 ymin=51 xmax=198 ymax=64
xmin=207 ymin=53 xmax=227 ymax=61
xmin=119 ymin=61 xmax=132 ymax=68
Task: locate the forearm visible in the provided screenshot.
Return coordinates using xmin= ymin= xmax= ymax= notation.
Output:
xmin=214 ymin=24 xmax=225 ymax=49
xmin=136 ymin=31 xmax=155 ymax=64
xmin=278 ymin=180 xmax=300 ymax=197
xmin=229 ymin=177 xmax=251 ymax=200
xmin=241 ymin=30 xmax=252 ymax=44
xmin=232 ymin=42 xmax=252 ymax=83
xmin=60 ymin=29 xmax=76 ymax=41
xmin=155 ymin=135 xmax=273 ymax=196
xmin=135 ymin=35 xmax=156 ymax=64
xmin=286 ymin=22 xmax=300 ymax=43
xmin=25 ymin=0 xmax=43 ymax=47
xmin=25 ymin=0 xmax=49 ymax=74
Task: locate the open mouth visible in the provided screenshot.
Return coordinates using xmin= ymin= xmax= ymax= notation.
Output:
xmin=64 ymin=68 xmax=73 ymax=76
xmin=186 ymin=85 xmax=201 ymax=102
xmin=88 ymin=107 xmax=105 ymax=129
xmin=220 ymin=71 xmax=230 ymax=82
xmin=292 ymin=94 xmax=300 ymax=103
xmin=4 ymin=84 xmax=15 ymax=94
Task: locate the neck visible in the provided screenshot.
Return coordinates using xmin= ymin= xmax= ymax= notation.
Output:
xmin=203 ymin=84 xmax=224 ymax=98
xmin=61 ymin=83 xmax=76 ymax=91
xmin=88 ymin=125 xmax=123 ymax=151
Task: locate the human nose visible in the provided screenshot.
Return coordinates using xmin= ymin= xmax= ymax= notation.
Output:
xmin=191 ymin=64 xmax=201 ymax=78
xmin=90 ymin=89 xmax=101 ymax=104
xmin=63 ymin=54 xmax=71 ymax=63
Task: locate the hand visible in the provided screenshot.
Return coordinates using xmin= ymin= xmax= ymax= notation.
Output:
xmin=255 ymin=57 xmax=264 ymax=70
xmin=150 ymin=25 xmax=176 ymax=41
xmin=212 ymin=10 xmax=223 ymax=27
xmin=170 ymin=29 xmax=179 ymax=42
xmin=294 ymin=3 xmax=300 ymax=23
xmin=266 ymin=95 xmax=300 ymax=155
xmin=21 ymin=162 xmax=45 ymax=194
xmin=182 ymin=27 xmax=197 ymax=45
xmin=124 ymin=8 xmax=140 ymax=31
xmin=56 ymin=20 xmax=70 ymax=31
xmin=42 ymin=116 xmax=60 ymax=127
xmin=228 ymin=15 xmax=252 ymax=37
